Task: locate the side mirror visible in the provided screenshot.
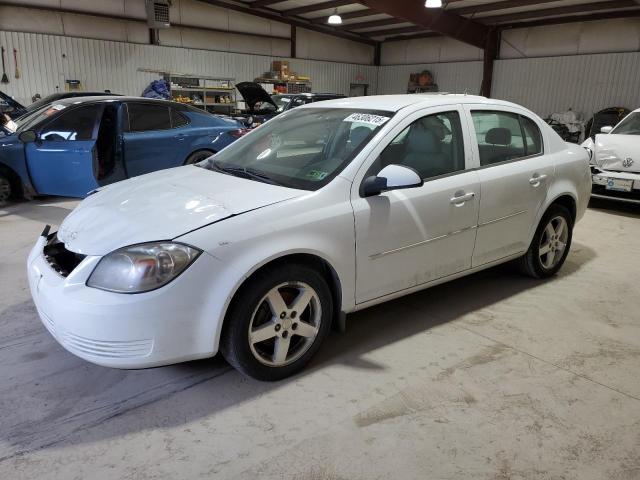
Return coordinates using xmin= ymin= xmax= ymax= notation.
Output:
xmin=362 ymin=164 xmax=423 ymax=197
xmin=18 ymin=130 xmax=38 ymax=143
xmin=600 ymin=126 xmax=613 ymax=134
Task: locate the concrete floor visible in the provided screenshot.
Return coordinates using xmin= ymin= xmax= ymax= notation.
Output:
xmin=0 ymin=197 xmax=639 ymax=480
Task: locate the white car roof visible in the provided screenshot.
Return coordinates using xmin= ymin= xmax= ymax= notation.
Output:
xmin=300 ymin=93 xmax=523 ymax=113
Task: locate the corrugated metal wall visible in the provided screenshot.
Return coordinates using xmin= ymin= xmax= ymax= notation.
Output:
xmin=377 ymin=61 xmax=484 ymax=96
xmin=492 ymin=52 xmax=640 ymax=119
xmin=0 ymin=31 xmax=378 ymax=105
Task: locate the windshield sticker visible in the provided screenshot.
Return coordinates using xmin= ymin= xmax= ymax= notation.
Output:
xmin=269 ymin=134 xmax=282 ymax=149
xmin=344 ymin=113 xmax=390 ymax=127
xmin=51 ymin=104 xmax=66 ymax=111
xmin=306 ymin=170 xmax=328 ymax=181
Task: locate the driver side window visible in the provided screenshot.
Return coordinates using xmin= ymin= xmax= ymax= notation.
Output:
xmin=376 ymin=111 xmax=465 ymax=180
xmin=40 ymin=105 xmax=102 ymax=141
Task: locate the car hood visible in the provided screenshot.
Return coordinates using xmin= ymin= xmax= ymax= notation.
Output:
xmin=58 ymin=166 xmax=304 ymax=256
xmin=593 ymin=134 xmax=640 ymax=173
xmin=236 ymin=82 xmax=278 ymax=112
xmin=0 ymin=90 xmax=27 ymax=119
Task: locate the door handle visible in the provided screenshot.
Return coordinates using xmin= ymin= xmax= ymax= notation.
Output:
xmin=450 ymin=192 xmax=475 ymax=205
xmin=174 ymin=134 xmax=185 ymax=141
xmin=529 ymin=173 xmax=548 ymax=186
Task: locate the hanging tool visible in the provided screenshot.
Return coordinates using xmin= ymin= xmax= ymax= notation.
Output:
xmin=13 ymin=48 xmax=19 ymax=79
xmin=1 ymin=47 xmax=8 ymax=83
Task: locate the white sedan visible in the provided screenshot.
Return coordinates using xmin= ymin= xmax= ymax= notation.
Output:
xmin=582 ymin=108 xmax=640 ymax=204
xmin=28 ymin=94 xmax=591 ymax=380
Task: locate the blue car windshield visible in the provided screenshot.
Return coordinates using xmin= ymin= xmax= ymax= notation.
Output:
xmin=200 ymin=108 xmax=393 ymax=191
xmin=10 ymin=104 xmax=62 ymax=133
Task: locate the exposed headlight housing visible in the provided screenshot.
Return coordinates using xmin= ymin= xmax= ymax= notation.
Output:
xmin=87 ymin=242 xmax=201 ymax=293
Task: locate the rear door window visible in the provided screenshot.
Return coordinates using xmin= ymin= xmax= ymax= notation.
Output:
xmin=127 ymin=103 xmax=171 ymax=132
xmin=471 ymin=111 xmax=526 ymax=166
xmin=170 ymin=108 xmax=189 ymax=128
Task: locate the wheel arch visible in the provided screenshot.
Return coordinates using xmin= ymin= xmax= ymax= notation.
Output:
xmin=220 ymin=252 xmax=344 ymax=340
xmin=183 ymin=148 xmax=216 ymax=165
xmin=0 ymin=163 xmax=24 ymax=199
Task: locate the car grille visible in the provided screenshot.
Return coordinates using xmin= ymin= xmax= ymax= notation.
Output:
xmin=43 ymin=234 xmax=86 ymax=277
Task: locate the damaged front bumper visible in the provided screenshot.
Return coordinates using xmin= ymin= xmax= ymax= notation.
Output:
xmin=590 ymin=167 xmax=640 ymax=204
xmin=27 ymin=228 xmax=224 ymax=368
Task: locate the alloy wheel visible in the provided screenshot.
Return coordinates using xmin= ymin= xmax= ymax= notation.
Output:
xmin=248 ymin=281 xmax=322 ymax=367
xmin=539 ymin=215 xmax=568 ymax=269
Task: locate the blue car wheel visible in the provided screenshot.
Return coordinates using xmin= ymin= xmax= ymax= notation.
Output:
xmin=184 ymin=149 xmax=215 ymax=165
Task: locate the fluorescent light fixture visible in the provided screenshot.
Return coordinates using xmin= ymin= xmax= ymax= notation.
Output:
xmin=425 ymin=0 xmax=442 ymax=7
xmin=327 ymin=8 xmax=342 ymax=24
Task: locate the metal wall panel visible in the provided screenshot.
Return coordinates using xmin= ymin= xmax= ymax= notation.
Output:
xmin=376 ymin=61 xmax=484 ymax=95
xmin=0 ymin=31 xmax=378 ymax=105
xmin=493 ymin=52 xmax=640 ymax=119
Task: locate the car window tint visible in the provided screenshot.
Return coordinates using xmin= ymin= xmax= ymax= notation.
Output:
xmin=127 ymin=103 xmax=171 ymax=132
xmin=170 ymin=108 xmax=189 ymax=128
xmin=521 ymin=115 xmax=543 ymax=155
xmin=40 ymin=104 xmax=102 ymax=141
xmin=471 ymin=111 xmax=527 ymax=166
xmin=612 ymin=112 xmax=640 ymax=135
xmin=377 ymin=111 xmax=465 ymax=180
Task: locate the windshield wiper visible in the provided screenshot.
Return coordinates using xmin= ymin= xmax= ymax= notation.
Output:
xmin=213 ymin=161 xmax=282 ymax=186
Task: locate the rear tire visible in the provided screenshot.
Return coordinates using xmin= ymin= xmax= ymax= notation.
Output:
xmin=220 ymin=263 xmax=333 ymax=381
xmin=184 ymin=149 xmax=214 ymax=165
xmin=518 ymin=204 xmax=573 ymax=278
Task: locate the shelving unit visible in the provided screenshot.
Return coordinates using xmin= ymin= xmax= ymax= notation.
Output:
xmin=164 ymin=74 xmax=237 ymax=113
xmin=254 ymin=79 xmax=312 ymax=94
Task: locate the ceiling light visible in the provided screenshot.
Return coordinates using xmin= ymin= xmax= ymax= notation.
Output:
xmin=327 ymin=8 xmax=342 ymax=25
xmin=425 ymin=0 xmax=443 ymax=7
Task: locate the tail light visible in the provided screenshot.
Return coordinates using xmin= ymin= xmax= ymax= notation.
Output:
xmin=228 ymin=128 xmax=250 ymax=138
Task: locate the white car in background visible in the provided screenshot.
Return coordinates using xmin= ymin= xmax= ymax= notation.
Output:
xmin=28 ymin=94 xmax=591 ymax=380
xmin=583 ymin=108 xmax=640 ymax=204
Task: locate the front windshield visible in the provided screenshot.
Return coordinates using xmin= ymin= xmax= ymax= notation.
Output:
xmin=200 ymin=108 xmax=393 ymax=191
xmin=612 ymin=112 xmax=640 ymax=135
xmin=10 ymin=104 xmax=67 ymax=133
xmin=271 ymin=95 xmax=293 ymax=112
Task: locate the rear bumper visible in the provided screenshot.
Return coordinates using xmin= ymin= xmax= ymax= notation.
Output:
xmin=27 ymin=235 xmax=223 ymax=368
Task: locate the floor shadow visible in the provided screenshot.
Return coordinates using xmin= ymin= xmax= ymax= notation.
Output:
xmin=588 ymin=197 xmax=640 ymax=219
xmin=0 ymin=243 xmax=597 ymax=461
xmin=0 ymin=197 xmax=75 ymax=225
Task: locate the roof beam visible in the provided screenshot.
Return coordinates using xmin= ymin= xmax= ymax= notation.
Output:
xmin=501 ymin=8 xmax=640 ymax=29
xmin=451 ymin=0 xmax=562 ymax=16
xmin=311 ymin=8 xmax=377 ymax=23
xmin=197 ymin=0 xmax=376 ymax=45
xmin=339 ymin=18 xmax=405 ymax=30
xmin=362 ymin=26 xmax=430 ymax=37
xmin=480 ymin=0 xmax=639 ymax=24
xmin=249 ymin=0 xmax=286 ymax=8
xmin=282 ymin=0 xmax=355 ymax=16
xmin=356 ymin=0 xmax=489 ymax=48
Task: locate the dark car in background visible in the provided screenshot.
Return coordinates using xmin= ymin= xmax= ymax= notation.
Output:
xmin=0 ymin=96 xmax=247 ymax=202
xmin=1 ymin=90 xmax=121 ymax=121
xmin=235 ymin=81 xmax=345 ymax=125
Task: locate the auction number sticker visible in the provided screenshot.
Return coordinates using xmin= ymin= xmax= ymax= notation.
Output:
xmin=344 ymin=113 xmax=390 ymax=127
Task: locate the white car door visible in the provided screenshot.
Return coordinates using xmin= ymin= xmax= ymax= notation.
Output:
xmin=351 ymin=106 xmax=480 ymax=304
xmin=464 ymin=107 xmax=555 ymax=267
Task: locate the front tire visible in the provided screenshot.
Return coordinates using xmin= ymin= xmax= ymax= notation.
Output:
xmin=0 ymin=174 xmax=12 ymax=205
xmin=518 ymin=204 xmax=573 ymax=278
xmin=220 ymin=264 xmax=333 ymax=381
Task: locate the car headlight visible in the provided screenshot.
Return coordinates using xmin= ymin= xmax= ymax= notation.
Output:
xmin=87 ymin=242 xmax=201 ymax=293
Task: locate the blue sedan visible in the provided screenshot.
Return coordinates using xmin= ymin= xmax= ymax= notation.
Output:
xmin=0 ymin=96 xmax=247 ymax=201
